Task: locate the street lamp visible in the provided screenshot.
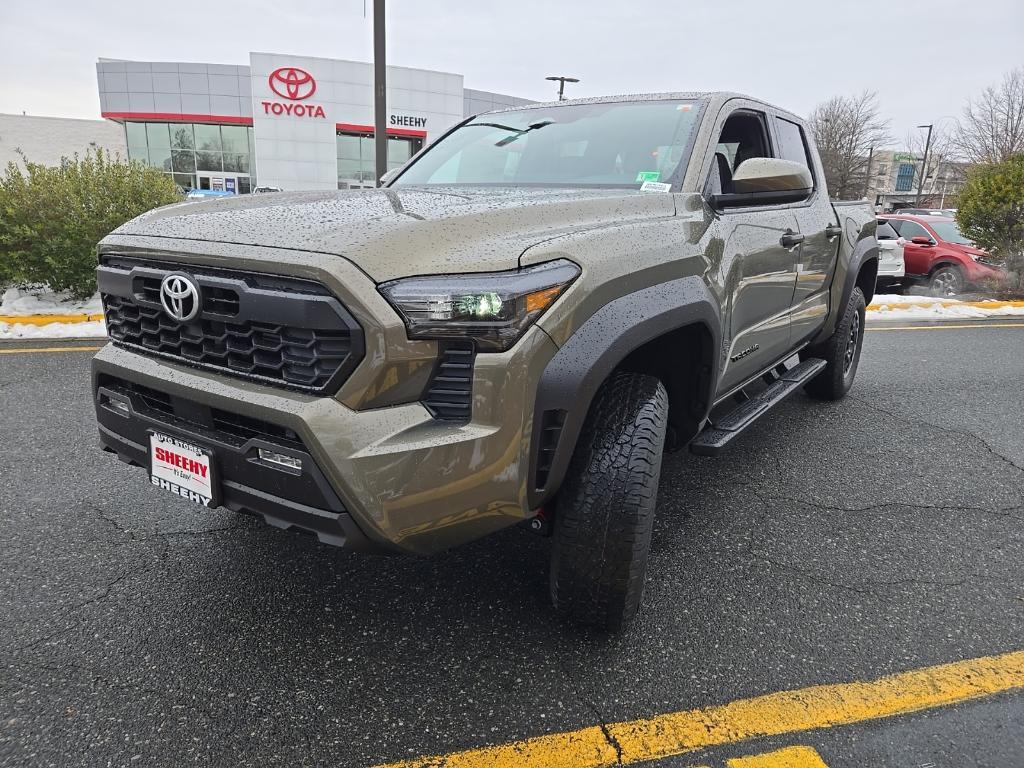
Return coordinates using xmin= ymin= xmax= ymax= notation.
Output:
xmin=915 ymin=123 xmax=933 ymax=205
xmin=545 ymin=75 xmax=579 ymax=101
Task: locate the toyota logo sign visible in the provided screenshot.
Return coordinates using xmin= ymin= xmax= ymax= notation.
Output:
xmin=160 ymin=274 xmax=201 ymax=323
xmin=268 ymin=67 xmax=317 ymax=101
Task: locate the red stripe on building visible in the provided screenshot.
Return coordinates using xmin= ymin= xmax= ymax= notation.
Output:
xmin=335 ymin=122 xmax=427 ymax=139
xmin=101 ymin=112 xmax=254 ymax=125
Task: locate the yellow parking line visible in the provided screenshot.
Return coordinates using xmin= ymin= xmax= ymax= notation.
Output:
xmin=867 ymin=322 xmax=1024 ymax=331
xmin=0 ymin=345 xmax=102 ymax=354
xmin=728 ymin=746 xmax=829 ymax=768
xmin=373 ymin=649 xmax=1024 ymax=768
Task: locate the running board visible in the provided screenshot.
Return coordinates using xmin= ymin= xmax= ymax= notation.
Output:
xmin=689 ymin=358 xmax=827 ymax=456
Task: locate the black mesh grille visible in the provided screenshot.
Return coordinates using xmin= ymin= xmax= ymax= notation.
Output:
xmin=98 ymin=375 xmax=303 ymax=449
xmin=422 ymin=342 xmax=475 ymax=422
xmin=98 ymin=257 xmax=363 ymax=394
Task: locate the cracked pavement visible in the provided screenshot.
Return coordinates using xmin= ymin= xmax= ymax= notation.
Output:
xmin=2 ymin=324 xmax=1023 ymax=767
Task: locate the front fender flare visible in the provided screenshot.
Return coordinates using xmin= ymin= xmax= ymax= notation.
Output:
xmin=528 ymin=276 xmax=721 ymax=509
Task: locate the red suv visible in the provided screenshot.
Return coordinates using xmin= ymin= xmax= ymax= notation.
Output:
xmin=880 ymin=214 xmax=1005 ymax=295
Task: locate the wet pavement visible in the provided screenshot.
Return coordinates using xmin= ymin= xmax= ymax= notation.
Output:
xmin=2 ymin=322 xmax=1022 ymax=767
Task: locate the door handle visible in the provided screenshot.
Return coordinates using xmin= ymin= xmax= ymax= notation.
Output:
xmin=824 ymin=224 xmax=843 ymax=241
xmin=780 ymin=231 xmax=804 ymax=249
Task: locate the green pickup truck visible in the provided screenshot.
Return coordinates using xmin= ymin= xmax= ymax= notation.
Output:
xmin=93 ymin=92 xmax=877 ymax=629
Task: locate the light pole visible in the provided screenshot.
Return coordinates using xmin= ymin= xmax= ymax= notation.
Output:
xmin=545 ymin=75 xmax=579 ymax=101
xmin=373 ymin=0 xmax=387 ymax=187
xmin=915 ymin=123 xmax=933 ymax=205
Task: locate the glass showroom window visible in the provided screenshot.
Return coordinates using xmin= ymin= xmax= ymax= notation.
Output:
xmin=122 ymin=121 xmax=255 ymax=192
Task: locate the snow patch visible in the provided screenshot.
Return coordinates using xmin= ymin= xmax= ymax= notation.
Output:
xmin=868 ymin=294 xmax=1024 ymax=321
xmin=1 ymin=286 xmax=103 ymax=316
xmin=0 ymin=320 xmax=107 ymax=340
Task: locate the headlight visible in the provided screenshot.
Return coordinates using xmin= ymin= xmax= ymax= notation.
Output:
xmin=379 ymin=259 xmax=580 ymax=352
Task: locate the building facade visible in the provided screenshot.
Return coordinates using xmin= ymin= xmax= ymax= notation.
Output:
xmin=96 ymin=54 xmax=532 ymax=194
xmin=864 ymin=149 xmax=968 ymax=211
xmin=0 ymin=113 xmax=126 ymax=171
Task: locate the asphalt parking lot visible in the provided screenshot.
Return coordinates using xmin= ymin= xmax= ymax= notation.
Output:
xmin=2 ymin=321 xmax=1023 ymax=768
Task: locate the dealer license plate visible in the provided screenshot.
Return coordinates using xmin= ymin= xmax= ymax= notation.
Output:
xmin=149 ymin=432 xmax=218 ymax=508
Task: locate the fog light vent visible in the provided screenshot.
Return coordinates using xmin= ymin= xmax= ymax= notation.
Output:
xmin=258 ymin=448 xmax=303 ymax=472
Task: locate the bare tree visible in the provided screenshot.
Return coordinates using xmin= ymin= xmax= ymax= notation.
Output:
xmin=902 ymin=124 xmax=966 ymax=204
xmin=954 ymin=67 xmax=1024 ymax=164
xmin=808 ymin=91 xmax=891 ymax=200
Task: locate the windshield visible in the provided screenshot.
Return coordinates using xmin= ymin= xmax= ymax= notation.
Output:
xmin=928 ymin=219 xmax=974 ymax=246
xmin=393 ymin=100 xmax=702 ymax=188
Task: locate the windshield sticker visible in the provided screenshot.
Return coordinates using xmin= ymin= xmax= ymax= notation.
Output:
xmin=635 ymin=171 xmax=661 ymax=183
xmin=640 ymin=181 xmax=672 ymax=193
xmin=676 ymin=104 xmax=693 ymax=111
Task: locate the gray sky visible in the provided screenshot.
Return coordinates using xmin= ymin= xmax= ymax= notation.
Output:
xmin=2 ymin=0 xmax=1021 ymax=147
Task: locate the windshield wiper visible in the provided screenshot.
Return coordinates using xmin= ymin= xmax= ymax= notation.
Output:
xmin=468 ymin=119 xmax=554 ymax=147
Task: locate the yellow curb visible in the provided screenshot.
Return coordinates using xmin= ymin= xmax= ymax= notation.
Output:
xmin=868 ymin=299 xmax=1024 ymax=311
xmin=0 ymin=313 xmax=105 ymax=326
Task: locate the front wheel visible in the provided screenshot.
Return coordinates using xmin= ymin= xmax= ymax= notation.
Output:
xmin=801 ymin=286 xmax=866 ymax=401
xmin=929 ymin=265 xmax=964 ymax=297
xmin=549 ymin=372 xmax=668 ymax=631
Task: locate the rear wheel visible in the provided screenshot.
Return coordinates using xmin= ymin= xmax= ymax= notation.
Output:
xmin=549 ymin=372 xmax=668 ymax=631
xmin=801 ymin=286 xmax=866 ymax=401
xmin=929 ymin=265 xmax=964 ymax=296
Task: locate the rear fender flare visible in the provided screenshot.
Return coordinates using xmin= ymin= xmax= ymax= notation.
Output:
xmin=813 ymin=235 xmax=879 ymax=345
xmin=528 ymin=276 xmax=721 ymax=509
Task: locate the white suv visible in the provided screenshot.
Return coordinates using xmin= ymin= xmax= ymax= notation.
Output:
xmin=876 ymin=218 xmax=905 ymax=291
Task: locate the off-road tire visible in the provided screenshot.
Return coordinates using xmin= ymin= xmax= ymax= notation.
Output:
xmin=549 ymin=372 xmax=668 ymax=631
xmin=801 ymin=286 xmax=866 ymax=401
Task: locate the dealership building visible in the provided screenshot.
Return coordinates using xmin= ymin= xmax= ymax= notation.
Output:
xmin=95 ymin=52 xmax=532 ymax=194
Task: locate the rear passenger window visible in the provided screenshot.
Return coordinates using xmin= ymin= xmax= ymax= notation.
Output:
xmin=774 ymin=117 xmax=814 ymax=184
xmin=895 ymin=221 xmax=931 ymax=240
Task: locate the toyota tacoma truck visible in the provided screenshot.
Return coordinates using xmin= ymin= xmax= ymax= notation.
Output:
xmin=93 ymin=93 xmax=877 ymax=630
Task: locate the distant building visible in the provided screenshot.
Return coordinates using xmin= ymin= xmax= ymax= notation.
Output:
xmin=95 ymin=53 xmax=533 ymax=194
xmin=0 ymin=113 xmax=127 ymax=171
xmin=864 ymin=149 xmax=968 ymax=211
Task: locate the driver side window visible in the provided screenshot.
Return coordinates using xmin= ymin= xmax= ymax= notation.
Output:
xmin=707 ymin=110 xmax=772 ymax=196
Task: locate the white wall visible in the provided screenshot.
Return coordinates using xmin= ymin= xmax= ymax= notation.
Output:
xmin=249 ymin=53 xmax=464 ymax=191
xmin=0 ymin=113 xmax=126 ymax=171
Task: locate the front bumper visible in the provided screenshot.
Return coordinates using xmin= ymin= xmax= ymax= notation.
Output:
xmin=92 ymin=325 xmax=558 ymax=556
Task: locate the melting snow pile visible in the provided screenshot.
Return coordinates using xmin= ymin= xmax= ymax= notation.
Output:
xmin=867 ymin=293 xmax=1024 ymax=321
xmin=0 ymin=286 xmax=106 ymax=339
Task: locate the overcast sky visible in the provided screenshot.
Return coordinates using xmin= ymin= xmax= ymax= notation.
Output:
xmin=1 ymin=0 xmax=1021 ymax=147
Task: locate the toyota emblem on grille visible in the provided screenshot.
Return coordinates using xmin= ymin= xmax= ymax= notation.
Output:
xmin=160 ymin=274 xmax=201 ymax=323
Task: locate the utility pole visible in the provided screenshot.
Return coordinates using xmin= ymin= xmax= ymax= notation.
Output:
xmin=373 ymin=0 xmax=387 ymax=187
xmin=545 ymin=75 xmax=579 ymax=101
xmin=862 ymin=146 xmax=874 ymax=200
xmin=915 ymin=123 xmax=933 ymax=205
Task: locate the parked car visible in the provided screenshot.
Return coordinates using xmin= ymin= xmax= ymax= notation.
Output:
xmin=875 ymin=218 xmax=905 ymax=292
xmin=186 ymin=189 xmax=234 ymax=200
xmin=890 ymin=207 xmax=955 ymax=217
xmin=93 ymin=92 xmax=878 ymax=630
xmin=880 ymin=214 xmax=1005 ymax=295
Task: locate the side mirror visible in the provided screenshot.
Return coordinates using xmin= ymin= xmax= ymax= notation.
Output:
xmin=910 ymin=236 xmax=934 ymax=246
xmin=379 ymin=168 xmax=400 ymax=186
xmin=711 ymin=158 xmax=813 ymax=209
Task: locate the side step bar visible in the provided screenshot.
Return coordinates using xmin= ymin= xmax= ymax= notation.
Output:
xmin=689 ymin=357 xmax=827 ymax=456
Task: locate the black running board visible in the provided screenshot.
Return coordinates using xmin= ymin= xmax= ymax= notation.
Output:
xmin=689 ymin=358 xmax=827 ymax=456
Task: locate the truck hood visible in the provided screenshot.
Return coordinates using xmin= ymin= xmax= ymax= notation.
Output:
xmin=113 ymin=186 xmax=676 ymax=282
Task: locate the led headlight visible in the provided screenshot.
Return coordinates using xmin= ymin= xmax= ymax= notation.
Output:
xmin=379 ymin=259 xmax=580 ymax=352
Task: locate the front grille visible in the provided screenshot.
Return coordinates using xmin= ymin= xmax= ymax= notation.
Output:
xmin=422 ymin=342 xmax=475 ymax=421
xmin=98 ymin=256 xmax=364 ymax=394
